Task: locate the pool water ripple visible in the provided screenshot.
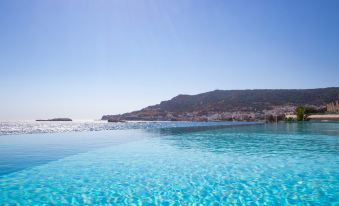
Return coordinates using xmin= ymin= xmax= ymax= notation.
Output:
xmin=0 ymin=123 xmax=338 ymax=205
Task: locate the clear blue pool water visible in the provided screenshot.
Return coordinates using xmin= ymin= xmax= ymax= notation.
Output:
xmin=0 ymin=122 xmax=338 ymax=205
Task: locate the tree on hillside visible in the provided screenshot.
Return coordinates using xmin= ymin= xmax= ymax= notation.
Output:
xmin=296 ymin=106 xmax=306 ymax=121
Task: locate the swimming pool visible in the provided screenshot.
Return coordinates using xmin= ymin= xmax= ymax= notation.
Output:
xmin=0 ymin=122 xmax=338 ymax=205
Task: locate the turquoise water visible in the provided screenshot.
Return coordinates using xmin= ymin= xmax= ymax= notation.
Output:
xmin=0 ymin=122 xmax=338 ymax=205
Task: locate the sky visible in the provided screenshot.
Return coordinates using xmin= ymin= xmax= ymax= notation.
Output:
xmin=0 ymin=0 xmax=338 ymax=120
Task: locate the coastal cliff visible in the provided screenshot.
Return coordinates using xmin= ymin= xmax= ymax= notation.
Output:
xmin=102 ymin=87 xmax=339 ymax=122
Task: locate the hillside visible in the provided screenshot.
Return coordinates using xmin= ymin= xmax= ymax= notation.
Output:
xmin=102 ymin=87 xmax=339 ymax=121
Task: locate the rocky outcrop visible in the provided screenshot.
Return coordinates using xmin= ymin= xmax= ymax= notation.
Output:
xmin=36 ymin=118 xmax=72 ymax=121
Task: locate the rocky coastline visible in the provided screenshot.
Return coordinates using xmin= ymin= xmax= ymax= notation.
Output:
xmin=102 ymin=88 xmax=339 ymax=123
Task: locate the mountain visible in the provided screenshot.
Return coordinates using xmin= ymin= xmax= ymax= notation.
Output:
xmin=102 ymin=87 xmax=339 ymax=121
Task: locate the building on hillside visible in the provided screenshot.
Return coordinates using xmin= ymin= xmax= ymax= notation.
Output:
xmin=327 ymin=101 xmax=339 ymax=113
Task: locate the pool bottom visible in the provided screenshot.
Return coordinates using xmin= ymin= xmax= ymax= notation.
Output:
xmin=0 ymin=130 xmax=338 ymax=205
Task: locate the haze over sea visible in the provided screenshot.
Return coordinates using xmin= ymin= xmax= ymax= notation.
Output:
xmin=0 ymin=120 xmax=246 ymax=136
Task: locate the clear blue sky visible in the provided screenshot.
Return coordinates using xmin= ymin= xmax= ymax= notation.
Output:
xmin=0 ymin=0 xmax=338 ymax=120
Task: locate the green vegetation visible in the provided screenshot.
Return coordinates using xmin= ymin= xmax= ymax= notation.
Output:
xmin=286 ymin=106 xmax=328 ymax=122
xmin=296 ymin=106 xmax=306 ymax=121
xmin=305 ymin=107 xmax=326 ymax=114
xmin=295 ymin=106 xmax=324 ymax=121
xmin=285 ymin=117 xmax=294 ymax=122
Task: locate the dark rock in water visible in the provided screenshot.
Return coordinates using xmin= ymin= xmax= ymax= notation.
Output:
xmin=107 ymin=119 xmax=126 ymax=123
xmin=36 ymin=118 xmax=72 ymax=122
xmin=102 ymin=115 xmax=122 ymax=120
